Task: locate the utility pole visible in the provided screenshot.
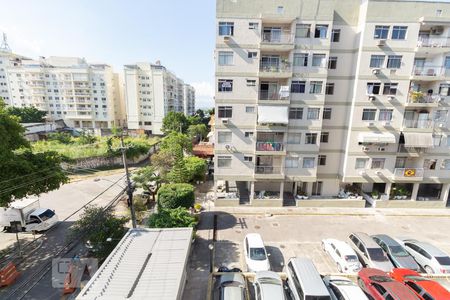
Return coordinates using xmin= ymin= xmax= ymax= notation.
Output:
xmin=119 ymin=133 xmax=137 ymax=228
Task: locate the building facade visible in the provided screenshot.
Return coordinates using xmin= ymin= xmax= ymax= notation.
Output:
xmin=124 ymin=61 xmax=195 ymax=135
xmin=214 ymin=0 xmax=450 ymax=207
xmin=1 ymin=54 xmax=125 ymax=129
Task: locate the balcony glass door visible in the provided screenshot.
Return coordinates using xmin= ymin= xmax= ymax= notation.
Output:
xmin=263 ymin=27 xmax=281 ymax=42
xmin=260 ymin=82 xmax=278 ymax=100
xmin=417 ymin=112 xmax=430 ymax=128
xmin=261 ymin=55 xmax=280 ymax=71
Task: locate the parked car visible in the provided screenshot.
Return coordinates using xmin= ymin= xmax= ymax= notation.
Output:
xmin=323 ymin=276 xmax=369 ymax=300
xmin=390 ymin=268 xmax=450 ymax=300
xmin=322 ymin=238 xmax=362 ymax=273
xmin=285 ymin=257 xmax=332 ymax=300
xmin=254 ymin=271 xmax=285 ymax=300
xmin=243 ymin=233 xmax=270 ymax=272
xmin=348 ymin=232 xmax=394 ymax=272
xmin=357 ymin=268 xmax=421 ymax=300
xmin=371 ymin=234 xmax=420 ymax=271
xmin=402 ymin=239 xmax=450 ymax=274
xmin=216 ymin=273 xmax=246 ymax=300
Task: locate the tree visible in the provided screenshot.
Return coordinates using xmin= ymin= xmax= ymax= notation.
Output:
xmin=157 ymin=183 xmax=195 ymax=209
xmin=70 ymin=205 xmax=128 ymax=261
xmin=5 ymin=106 xmax=47 ymax=123
xmin=77 ymin=131 xmax=97 ymax=145
xmin=159 ymin=132 xmax=192 ymax=155
xmin=151 ymin=151 xmax=177 ymax=178
xmin=48 ymin=132 xmax=72 ymax=144
xmin=0 ymin=99 xmax=68 ymax=206
xmin=147 ymin=207 xmax=197 ymax=228
xmin=161 ymin=111 xmax=189 ymax=134
xmin=185 ymin=156 xmax=207 ymax=183
xmin=166 ymin=148 xmax=190 ymax=183
xmin=187 ymin=124 xmax=208 ymax=141
xmin=132 ymin=166 xmax=161 ymax=202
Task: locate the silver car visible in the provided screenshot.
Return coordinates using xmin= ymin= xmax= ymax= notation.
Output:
xmin=372 ymin=234 xmax=420 ymax=271
xmin=403 ymin=239 xmax=450 ymax=274
xmin=254 ymin=271 xmax=285 ymax=300
xmin=216 ymin=273 xmax=246 ymax=300
xmin=348 ymin=232 xmax=394 ymax=272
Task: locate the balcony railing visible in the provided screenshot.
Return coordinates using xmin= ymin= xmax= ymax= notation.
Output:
xmin=397 ymin=145 xmax=427 ymax=155
xmin=407 ymin=92 xmax=442 ymax=104
xmin=255 ymin=166 xmax=282 ymax=174
xmin=393 ymin=168 xmax=424 ymax=178
xmin=412 ymin=66 xmax=450 ymax=77
xmin=259 ymin=90 xmax=290 ymax=100
xmin=417 ymin=37 xmax=450 ymax=48
xmin=256 ymin=142 xmax=284 ymax=151
xmin=403 ymin=118 xmax=433 ymax=129
xmin=262 ymin=32 xmax=293 ymax=44
xmin=259 ymin=61 xmax=291 ymax=73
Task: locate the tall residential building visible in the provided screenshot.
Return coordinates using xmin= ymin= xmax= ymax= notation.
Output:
xmin=214 ymin=0 xmax=450 ymax=208
xmin=124 ymin=61 xmax=195 ymax=135
xmin=2 ymin=54 xmax=125 ymax=129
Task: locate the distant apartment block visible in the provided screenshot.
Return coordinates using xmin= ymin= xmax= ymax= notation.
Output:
xmin=214 ymin=0 xmax=450 ymax=208
xmin=124 ymin=61 xmax=196 ymax=135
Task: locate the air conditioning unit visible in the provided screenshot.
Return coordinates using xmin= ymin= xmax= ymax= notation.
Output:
xmin=362 ymin=146 xmax=370 ymax=152
xmin=223 ymin=36 xmax=231 ymax=42
xmin=221 ymin=118 xmax=229 ymax=124
xmin=377 ymin=147 xmax=386 ymax=151
xmin=388 ymin=95 xmax=395 ymax=101
xmin=377 ymin=39 xmax=386 ymax=46
xmin=368 ymin=95 xmax=376 ymax=101
xmin=439 ymin=123 xmax=445 ymax=128
xmin=431 ymin=26 xmax=444 ymax=35
xmin=372 ymin=68 xmax=381 ymax=75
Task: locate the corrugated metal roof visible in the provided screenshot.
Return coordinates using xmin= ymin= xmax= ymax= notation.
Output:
xmin=76 ymin=227 xmax=193 ymax=300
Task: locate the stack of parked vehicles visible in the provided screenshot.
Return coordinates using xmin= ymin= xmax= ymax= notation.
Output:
xmin=214 ymin=232 xmax=450 ymax=300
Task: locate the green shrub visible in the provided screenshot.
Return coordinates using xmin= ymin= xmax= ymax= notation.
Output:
xmin=185 ymin=156 xmax=207 ymax=182
xmin=48 ymin=132 xmax=72 ymax=144
xmin=148 ymin=207 xmax=197 ymax=228
xmin=157 ymin=183 xmax=195 ymax=209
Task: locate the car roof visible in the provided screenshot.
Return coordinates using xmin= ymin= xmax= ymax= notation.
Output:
xmin=219 ymin=273 xmax=245 ymax=286
xmin=245 ymin=233 xmax=265 ymax=247
xmin=223 ymin=286 xmax=244 ymax=300
xmin=330 ymin=281 xmax=368 ymax=299
xmin=288 ymin=257 xmax=330 ymax=296
xmin=372 ymin=234 xmax=401 ymax=247
xmin=257 ymin=272 xmax=284 ymax=300
xmin=350 ymin=232 xmax=380 ymax=248
xmin=404 ymin=240 xmax=449 ymax=256
xmin=329 ymin=239 xmax=357 ymax=255
xmin=360 ymin=269 xmax=420 ymax=299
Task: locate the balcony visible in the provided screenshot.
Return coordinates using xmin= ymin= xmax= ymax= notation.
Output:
xmin=411 ymin=66 xmax=450 ymax=80
xmin=256 ymin=142 xmax=285 ymax=152
xmin=392 ymin=168 xmax=424 ymax=181
xmin=260 ymin=31 xmax=294 ymax=52
xmin=259 ymin=89 xmax=290 ymax=102
xmin=416 ymin=37 xmax=450 ymax=54
xmin=254 ymin=166 xmax=284 ymax=179
xmin=403 ymin=118 xmax=433 ymax=130
xmin=397 ymin=145 xmax=426 ymax=157
xmin=259 ymin=61 xmax=292 ymax=78
xmin=406 ymin=92 xmax=442 ymax=107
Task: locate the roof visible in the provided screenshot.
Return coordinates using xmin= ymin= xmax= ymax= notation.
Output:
xmin=192 ymin=144 xmax=214 ymax=157
xmin=288 ymin=257 xmax=330 ymax=296
xmin=77 ymin=227 xmax=193 ymax=300
xmin=245 ymin=233 xmax=265 ymax=247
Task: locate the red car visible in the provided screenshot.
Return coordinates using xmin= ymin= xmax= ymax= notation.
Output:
xmin=390 ymin=268 xmax=450 ymax=300
xmin=358 ymin=268 xmax=421 ymax=300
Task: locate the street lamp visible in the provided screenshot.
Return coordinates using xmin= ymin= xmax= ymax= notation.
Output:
xmin=208 ymin=243 xmax=214 ymax=273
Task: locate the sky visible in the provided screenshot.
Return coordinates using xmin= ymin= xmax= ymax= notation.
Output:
xmin=0 ymin=0 xmax=216 ymax=109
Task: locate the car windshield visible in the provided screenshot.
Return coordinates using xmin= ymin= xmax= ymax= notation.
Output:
xmin=38 ymin=209 xmax=55 ymax=221
xmin=369 ymin=275 xmax=394 ymax=283
xmin=435 ymin=256 xmax=450 ymax=265
xmin=404 ymin=275 xmax=428 ymax=282
xmin=368 ymin=248 xmax=389 ymax=261
xmin=250 ymin=247 xmax=267 ymax=261
xmin=259 ymin=278 xmax=281 ymax=286
xmin=389 ymin=245 xmax=409 ymax=257
xmin=332 ymin=279 xmax=354 ymax=286
xmin=344 ymin=255 xmax=358 ymax=262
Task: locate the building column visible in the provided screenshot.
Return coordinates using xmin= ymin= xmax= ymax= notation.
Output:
xmin=213 ymin=180 xmax=217 ymax=202
xmin=279 ymin=181 xmax=284 ymax=199
xmin=384 ymin=182 xmax=392 ymax=199
xmin=411 ymin=183 xmax=420 ymax=201
xmin=294 ymin=182 xmax=298 ymax=196
xmin=440 ymin=183 xmax=450 ymax=202
xmin=250 ymin=181 xmax=255 ymax=204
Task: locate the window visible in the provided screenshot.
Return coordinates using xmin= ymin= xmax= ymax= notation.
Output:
xmin=218 ymin=106 xmax=232 ymax=118
xmin=371 ymin=158 xmax=385 ymax=169
xmin=424 ymin=159 xmax=437 ymax=170
xmin=314 ymin=24 xmax=328 ymax=38
xmin=434 ymin=110 xmax=448 ymax=122
xmin=383 ymin=83 xmax=398 ymax=95
xmin=307 ymin=108 xmax=320 ymax=120
xmin=378 ymin=109 xmax=393 ymax=121
xmin=303 ymin=157 xmax=315 ymax=168
xmin=144 ymin=121 xmax=152 ymax=126
xmin=309 ymin=81 xmax=323 ymax=94
xmin=218 ymin=51 xmax=233 ymax=65
xmin=328 ymin=57 xmax=338 ymax=69
xmin=287 ymin=133 xmax=301 ymax=144
xmin=245 ymin=106 xmax=255 ymax=113
xmin=370 ymin=55 xmax=385 ymax=68
xmin=295 ymin=24 xmax=310 ymax=38
xmin=331 ymin=29 xmax=341 ymax=42
xmin=318 ymin=155 xmax=327 ymax=166
xmin=248 ymin=22 xmax=258 ymax=30
xmin=289 ymin=107 xmax=303 ymax=119
xmin=244 ymin=156 xmax=253 ymax=162
xmin=439 ymin=84 xmax=450 ymax=96
xmin=218 ymin=79 xmax=233 ymax=92
xmin=362 ymin=109 xmax=377 ymax=121
xmin=245 ymin=131 xmax=254 ymax=138
xmin=387 ymin=55 xmax=402 ymax=69
xmin=320 ymin=132 xmax=329 ymax=143
xmin=312 ymin=54 xmax=326 ymax=67
xmin=291 ymin=81 xmax=306 ymax=93
xmin=248 ymin=51 xmax=257 ymax=58
xmin=433 ymin=134 xmax=442 ymax=147
xmin=325 ymin=83 xmax=334 ymax=95
xmin=442 ymin=159 xmax=450 ymax=170
xmin=374 ymin=25 xmax=389 ymax=39
xmin=323 ymin=108 xmax=332 ymax=119
xmin=218 ymin=156 xmax=232 ymax=168
xmin=218 ymin=22 xmax=234 ymax=36
xmin=285 ymin=158 xmax=299 ymax=168
xmin=246 ymin=79 xmax=256 ymax=86
xmin=293 ymin=53 xmax=308 ymax=67
xmin=312 ymin=181 xmax=322 ymax=196
xmin=305 ymin=133 xmax=318 ymax=144
xmin=367 ymin=82 xmax=381 ymax=95
xmin=392 ymin=26 xmax=407 ymax=40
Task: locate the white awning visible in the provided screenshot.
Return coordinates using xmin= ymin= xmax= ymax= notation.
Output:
xmin=403 ymin=132 xmax=434 ymax=148
xmin=358 ymin=132 xmax=396 ymax=144
xmin=258 ymin=106 xmax=289 ymax=125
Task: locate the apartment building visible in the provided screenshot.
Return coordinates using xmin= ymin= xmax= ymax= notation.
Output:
xmin=2 ymin=54 xmax=125 ymax=129
xmin=124 ymin=61 xmax=195 ymax=135
xmin=214 ymin=0 xmax=450 ymax=208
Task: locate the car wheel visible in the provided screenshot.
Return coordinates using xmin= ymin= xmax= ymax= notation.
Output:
xmin=425 ymin=266 xmax=434 ymax=274
xmin=337 ymin=263 xmax=343 ymax=273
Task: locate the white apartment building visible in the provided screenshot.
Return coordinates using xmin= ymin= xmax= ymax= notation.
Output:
xmin=2 ymin=54 xmax=125 ymax=129
xmin=214 ymin=0 xmax=450 ymax=208
xmin=124 ymin=61 xmax=195 ymax=135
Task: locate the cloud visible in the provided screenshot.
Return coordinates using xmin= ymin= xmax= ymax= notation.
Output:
xmin=191 ymin=81 xmax=214 ymax=98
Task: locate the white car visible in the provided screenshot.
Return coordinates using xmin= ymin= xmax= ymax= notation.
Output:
xmin=323 ymin=276 xmax=369 ymax=300
xmin=254 ymin=271 xmax=285 ymax=300
xmin=243 ymin=233 xmax=270 ymax=272
xmin=403 ymin=239 xmax=450 ymax=274
xmin=322 ymin=239 xmax=362 ymax=273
